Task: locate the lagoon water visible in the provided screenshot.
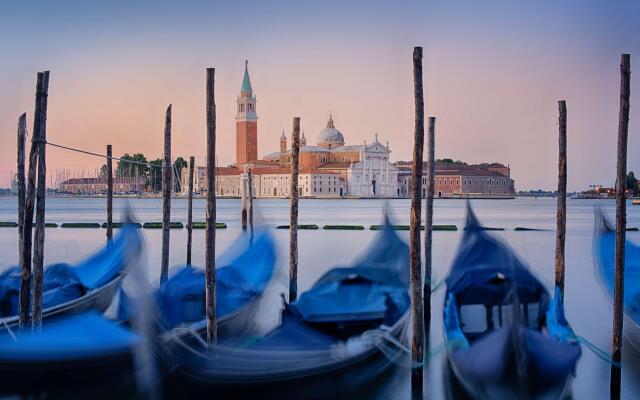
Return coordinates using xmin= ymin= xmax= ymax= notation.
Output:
xmin=1 ymin=196 xmax=640 ymax=399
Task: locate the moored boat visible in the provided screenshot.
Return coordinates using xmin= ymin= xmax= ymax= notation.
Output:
xmin=0 ymin=223 xmax=142 ymax=330
xmin=161 ymin=220 xmax=411 ymax=399
xmin=593 ymin=209 xmax=640 ymax=350
xmin=0 ymin=227 xmax=276 ymax=395
xmin=443 ymin=205 xmax=581 ymax=399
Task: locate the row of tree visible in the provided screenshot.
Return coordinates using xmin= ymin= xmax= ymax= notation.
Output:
xmin=99 ymin=153 xmax=187 ymax=192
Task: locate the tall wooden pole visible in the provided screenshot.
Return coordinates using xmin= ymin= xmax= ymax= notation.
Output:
xmin=205 ymin=68 xmax=217 ymax=344
xmin=410 ymin=46 xmax=425 ymax=395
xmin=32 ymin=70 xmax=50 ymax=330
xmin=555 ymin=101 xmax=567 ymax=300
xmin=17 ymin=114 xmax=26 ymax=285
xmin=17 ymin=112 xmax=28 ymax=329
xmin=106 ymin=145 xmax=113 ymax=241
xmin=423 ymin=117 xmax=435 ymax=342
xmin=248 ymin=169 xmax=254 ymax=231
xmin=20 ymin=73 xmax=42 ymax=329
xmin=611 ymin=53 xmax=631 ymax=400
xmin=186 ymin=156 xmax=195 ymax=265
xmin=160 ymin=105 xmax=172 ymax=284
xmin=241 ymin=173 xmax=248 ymax=230
xmin=289 ymin=117 xmax=300 ymax=302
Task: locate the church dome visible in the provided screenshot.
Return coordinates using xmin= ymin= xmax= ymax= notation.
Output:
xmin=316 ymin=115 xmax=345 ymax=148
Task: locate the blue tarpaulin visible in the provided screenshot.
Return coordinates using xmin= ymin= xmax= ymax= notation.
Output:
xmin=0 ymin=312 xmax=138 ymax=361
xmin=0 ymin=224 xmax=140 ymax=318
xmin=146 ymin=229 xmax=276 ymax=329
xmin=446 ymin=206 xmax=548 ymax=306
xmin=594 ymin=209 xmax=640 ymax=324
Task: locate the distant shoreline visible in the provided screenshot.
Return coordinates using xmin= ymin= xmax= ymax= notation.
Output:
xmin=0 ymin=194 xmax=519 ymax=200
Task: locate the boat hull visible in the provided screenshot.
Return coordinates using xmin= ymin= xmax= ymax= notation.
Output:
xmin=444 ymin=350 xmax=575 ymax=400
xmin=0 ymin=273 xmax=125 ymax=331
xmin=163 ymin=314 xmax=409 ymax=399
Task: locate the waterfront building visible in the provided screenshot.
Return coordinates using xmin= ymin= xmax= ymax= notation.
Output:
xmin=59 ymin=177 xmax=146 ymax=195
xmin=178 ymin=61 xmax=514 ymax=199
xmin=396 ymin=161 xmax=515 ymax=198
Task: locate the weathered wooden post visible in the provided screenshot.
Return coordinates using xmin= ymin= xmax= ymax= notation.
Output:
xmin=205 ymin=68 xmax=217 ymax=343
xmin=32 ymin=70 xmax=50 ymax=330
xmin=410 ymin=46 xmax=425 ymax=395
xmin=106 ymin=144 xmax=113 ymax=241
xmin=289 ymin=117 xmax=301 ymax=302
xmin=16 ymin=113 xmax=26 ymax=282
xmin=555 ymin=101 xmax=567 ymax=300
xmin=248 ymin=169 xmax=254 ymax=231
xmin=611 ymin=53 xmax=631 ymax=400
xmin=186 ymin=156 xmax=195 ymax=265
xmin=17 ymin=112 xmax=28 ymax=328
xmin=20 ymin=73 xmax=43 ymax=329
xmin=241 ymin=172 xmax=248 ymax=231
xmin=423 ymin=117 xmax=435 ymax=341
xmin=160 ymin=105 xmax=172 ymax=284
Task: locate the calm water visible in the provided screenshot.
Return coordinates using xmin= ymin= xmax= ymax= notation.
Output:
xmin=1 ymin=196 xmax=640 ymax=399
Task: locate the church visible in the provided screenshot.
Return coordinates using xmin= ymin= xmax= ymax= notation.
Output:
xmin=186 ymin=61 xmax=400 ymax=198
xmin=181 ymin=61 xmax=515 ymax=199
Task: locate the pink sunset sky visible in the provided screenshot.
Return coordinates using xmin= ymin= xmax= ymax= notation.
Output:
xmin=1 ymin=0 xmax=639 ymax=191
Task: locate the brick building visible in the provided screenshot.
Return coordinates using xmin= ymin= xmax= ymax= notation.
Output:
xmin=396 ymin=161 xmax=515 ymax=198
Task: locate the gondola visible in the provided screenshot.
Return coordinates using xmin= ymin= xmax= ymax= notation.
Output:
xmin=0 ymin=227 xmax=276 ymax=395
xmin=161 ymin=219 xmax=411 ymax=399
xmin=119 ymin=226 xmax=277 ymax=338
xmin=443 ymin=205 xmax=581 ymax=399
xmin=594 ymin=209 xmax=640 ymax=350
xmin=0 ymin=223 xmax=142 ymax=331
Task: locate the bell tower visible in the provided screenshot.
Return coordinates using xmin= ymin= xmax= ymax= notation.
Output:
xmin=280 ymin=130 xmax=287 ymax=153
xmin=236 ymin=60 xmax=258 ymax=166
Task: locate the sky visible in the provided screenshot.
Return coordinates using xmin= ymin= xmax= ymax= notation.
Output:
xmin=1 ymin=0 xmax=639 ymax=191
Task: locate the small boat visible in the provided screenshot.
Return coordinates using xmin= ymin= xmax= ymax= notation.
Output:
xmin=632 ymin=199 xmax=640 ymax=205
xmin=594 ymin=209 xmax=640 ymax=350
xmin=119 ymin=227 xmax=277 ymax=338
xmin=0 ymin=224 xmax=142 ymax=330
xmin=162 ymin=219 xmax=410 ymax=399
xmin=443 ymin=205 xmax=581 ymax=399
xmin=0 ymin=228 xmax=276 ymax=395
xmin=0 ymin=311 xmax=139 ymax=394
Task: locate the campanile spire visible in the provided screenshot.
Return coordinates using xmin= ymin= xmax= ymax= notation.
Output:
xmin=236 ymin=60 xmax=258 ymax=166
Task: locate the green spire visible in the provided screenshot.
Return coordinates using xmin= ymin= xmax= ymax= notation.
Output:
xmin=241 ymin=60 xmax=253 ymax=94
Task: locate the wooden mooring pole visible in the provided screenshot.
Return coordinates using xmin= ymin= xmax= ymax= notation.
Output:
xmin=106 ymin=144 xmax=113 ymax=241
xmin=32 ymin=70 xmax=50 ymax=330
xmin=241 ymin=172 xmax=248 ymax=231
xmin=17 ymin=112 xmax=28 ymax=329
xmin=423 ymin=117 xmax=435 ymax=343
xmin=248 ymin=169 xmax=254 ymax=232
xmin=205 ymin=68 xmax=217 ymax=344
xmin=611 ymin=53 xmax=631 ymax=400
xmin=555 ymin=101 xmax=567 ymax=300
xmin=289 ymin=117 xmax=300 ymax=302
xmin=186 ymin=156 xmax=195 ymax=265
xmin=17 ymin=114 xmax=26 ymax=286
xmin=160 ymin=105 xmax=172 ymax=284
xmin=20 ymin=74 xmax=43 ymax=329
xmin=410 ymin=46 xmax=425 ymax=395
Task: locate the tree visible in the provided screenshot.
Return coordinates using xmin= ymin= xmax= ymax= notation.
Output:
xmin=148 ymin=158 xmax=163 ymax=192
xmin=116 ymin=153 xmax=149 ymax=178
xmin=99 ymin=164 xmax=108 ymax=178
xmin=174 ymin=157 xmax=187 ymax=192
xmin=627 ymin=171 xmax=638 ymax=196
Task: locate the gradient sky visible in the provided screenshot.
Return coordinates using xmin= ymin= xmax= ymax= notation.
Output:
xmin=1 ymin=0 xmax=639 ymax=191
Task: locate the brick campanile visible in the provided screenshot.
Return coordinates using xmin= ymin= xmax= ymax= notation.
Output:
xmin=236 ymin=60 xmax=258 ymax=166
